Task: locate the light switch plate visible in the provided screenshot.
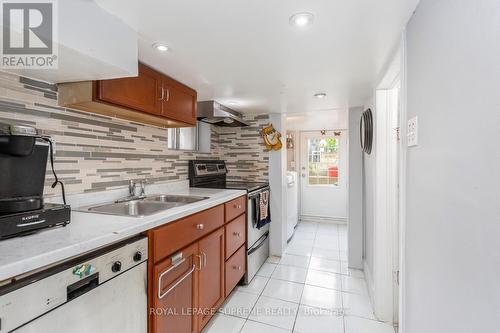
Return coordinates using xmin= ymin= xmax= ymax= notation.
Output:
xmin=407 ymin=116 xmax=418 ymax=147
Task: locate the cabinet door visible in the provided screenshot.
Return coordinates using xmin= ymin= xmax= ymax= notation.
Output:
xmin=152 ymin=243 xmax=199 ymax=333
xmin=162 ymin=77 xmax=197 ymax=125
xmin=97 ymin=63 xmax=162 ymax=115
xmin=197 ymin=228 xmax=225 ymax=330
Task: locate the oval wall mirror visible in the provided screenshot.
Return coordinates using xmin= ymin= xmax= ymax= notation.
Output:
xmin=360 ymin=108 xmax=373 ymax=154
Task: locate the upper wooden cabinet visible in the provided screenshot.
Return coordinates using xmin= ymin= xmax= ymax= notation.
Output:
xmin=58 ymin=63 xmax=197 ymax=128
xmin=96 ymin=64 xmax=162 ymax=116
xmin=161 ymin=76 xmax=197 ymax=125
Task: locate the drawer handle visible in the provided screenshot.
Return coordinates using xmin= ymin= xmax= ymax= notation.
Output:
xmin=232 ymin=265 xmax=242 ymax=271
xmin=234 ymin=204 xmax=242 ymax=209
xmin=158 ymin=259 xmax=195 ymax=299
xmin=233 ymin=232 xmax=241 ymax=237
xmin=196 ymin=224 xmax=205 ymax=230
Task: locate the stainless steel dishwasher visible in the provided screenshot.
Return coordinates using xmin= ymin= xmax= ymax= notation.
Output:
xmin=0 ymin=236 xmax=148 ymax=333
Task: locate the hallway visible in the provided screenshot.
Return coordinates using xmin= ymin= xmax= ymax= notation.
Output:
xmin=203 ymin=222 xmax=395 ymax=333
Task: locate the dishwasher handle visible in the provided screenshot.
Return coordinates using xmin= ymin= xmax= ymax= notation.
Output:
xmin=158 ymin=262 xmax=196 ymax=300
xmin=67 ymin=273 xmax=99 ymax=301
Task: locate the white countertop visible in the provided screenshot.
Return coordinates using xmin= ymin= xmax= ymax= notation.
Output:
xmin=0 ymin=187 xmax=246 ymax=282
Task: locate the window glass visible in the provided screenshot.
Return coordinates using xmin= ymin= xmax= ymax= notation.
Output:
xmin=307 ymin=137 xmax=339 ymax=186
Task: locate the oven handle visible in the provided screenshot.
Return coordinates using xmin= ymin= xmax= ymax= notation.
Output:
xmin=158 ymin=259 xmax=196 ymax=300
xmin=248 ymin=186 xmax=270 ymax=200
xmin=248 ymin=232 xmax=269 ymax=255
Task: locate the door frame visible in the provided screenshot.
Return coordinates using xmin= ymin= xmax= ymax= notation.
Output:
xmin=370 ymin=33 xmax=407 ymax=327
xmin=298 ymin=130 xmax=348 ymax=222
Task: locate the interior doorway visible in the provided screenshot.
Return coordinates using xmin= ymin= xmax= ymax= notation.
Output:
xmin=299 ymin=130 xmax=347 ymax=221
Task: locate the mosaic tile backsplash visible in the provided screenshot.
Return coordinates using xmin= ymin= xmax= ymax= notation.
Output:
xmin=0 ymin=71 xmax=269 ymax=197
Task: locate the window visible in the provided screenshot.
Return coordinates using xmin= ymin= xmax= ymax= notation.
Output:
xmin=307 ymin=136 xmax=339 ymax=186
xmin=167 ymin=121 xmax=211 ymax=152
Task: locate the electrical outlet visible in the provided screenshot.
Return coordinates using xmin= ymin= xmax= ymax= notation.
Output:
xmin=407 ymin=116 xmax=418 ymax=147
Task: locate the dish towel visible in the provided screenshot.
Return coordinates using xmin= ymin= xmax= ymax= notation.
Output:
xmin=255 ymin=190 xmax=271 ymax=229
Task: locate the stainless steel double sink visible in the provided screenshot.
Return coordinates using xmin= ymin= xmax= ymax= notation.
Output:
xmin=77 ymin=194 xmax=209 ymax=218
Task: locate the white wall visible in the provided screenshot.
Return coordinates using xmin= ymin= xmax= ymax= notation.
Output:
xmin=348 ymin=107 xmax=364 ymax=269
xmin=269 ymin=114 xmax=288 ymax=256
xmin=404 ymin=1 xmax=500 ymax=332
xmin=286 ymin=109 xmax=348 ymax=131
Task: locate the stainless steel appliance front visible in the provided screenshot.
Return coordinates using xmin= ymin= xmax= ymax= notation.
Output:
xmin=245 ymin=187 xmax=270 ymax=284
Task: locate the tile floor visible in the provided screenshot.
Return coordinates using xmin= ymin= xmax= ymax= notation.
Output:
xmin=203 ymin=221 xmax=395 ymax=333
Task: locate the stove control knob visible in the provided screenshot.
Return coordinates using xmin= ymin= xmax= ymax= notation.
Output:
xmin=111 ymin=261 xmax=122 ymax=273
xmin=133 ymin=251 xmax=143 ymax=262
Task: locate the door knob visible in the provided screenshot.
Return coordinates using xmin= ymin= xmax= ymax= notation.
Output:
xmin=301 ymin=173 xmax=306 ymax=178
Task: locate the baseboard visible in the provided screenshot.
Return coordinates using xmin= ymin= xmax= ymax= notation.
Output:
xmin=299 ymin=215 xmax=347 ymax=224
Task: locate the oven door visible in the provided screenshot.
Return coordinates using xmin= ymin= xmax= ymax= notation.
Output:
xmin=247 ymin=189 xmax=270 ymax=248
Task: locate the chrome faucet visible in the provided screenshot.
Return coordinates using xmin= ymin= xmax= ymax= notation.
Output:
xmin=128 ymin=180 xmax=137 ymax=197
xmin=116 ymin=180 xmax=147 ymax=203
xmin=138 ymin=180 xmax=147 ymax=198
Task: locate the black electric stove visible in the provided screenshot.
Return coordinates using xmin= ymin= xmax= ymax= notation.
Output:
xmin=188 ymin=160 xmax=268 ymax=193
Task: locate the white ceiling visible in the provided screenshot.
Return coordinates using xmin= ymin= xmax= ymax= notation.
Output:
xmin=94 ymin=0 xmax=419 ymax=114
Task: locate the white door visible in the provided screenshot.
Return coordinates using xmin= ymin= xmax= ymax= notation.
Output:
xmin=299 ymin=131 xmax=347 ymax=219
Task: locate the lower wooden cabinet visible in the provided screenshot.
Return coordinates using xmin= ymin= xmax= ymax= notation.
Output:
xmin=148 ymin=203 xmax=247 ymax=333
xmin=224 ymin=245 xmax=246 ymax=297
xmin=197 ymin=228 xmax=225 ymax=331
xmin=151 ymin=242 xmax=198 ymax=333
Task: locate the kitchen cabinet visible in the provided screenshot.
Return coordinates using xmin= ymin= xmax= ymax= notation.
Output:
xmin=197 ymin=228 xmax=225 ymax=330
xmin=161 ymin=76 xmax=197 ymax=125
xmin=148 ymin=199 xmax=247 ymax=333
xmin=58 ymin=63 xmax=197 ymax=128
xmin=225 ymin=245 xmax=246 ymax=297
xmin=225 ymin=214 xmax=246 ymax=260
xmin=152 ymin=243 xmax=198 ymax=333
xmin=96 ymin=63 xmax=162 ymax=116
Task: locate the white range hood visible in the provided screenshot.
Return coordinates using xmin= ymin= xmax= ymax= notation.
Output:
xmin=1 ymin=0 xmax=138 ymax=83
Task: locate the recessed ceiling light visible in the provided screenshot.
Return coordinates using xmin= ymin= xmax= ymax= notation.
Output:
xmin=152 ymin=42 xmax=169 ymax=52
xmin=314 ymin=92 xmax=327 ymax=99
xmin=289 ymin=12 xmax=314 ymax=28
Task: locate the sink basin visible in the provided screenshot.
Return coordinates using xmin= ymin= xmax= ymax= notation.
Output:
xmin=145 ymin=194 xmax=209 ymax=204
xmin=79 ymin=194 xmax=209 ymax=217
xmin=86 ymin=200 xmax=177 ymax=217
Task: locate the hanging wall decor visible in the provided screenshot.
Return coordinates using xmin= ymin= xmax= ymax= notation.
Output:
xmin=261 ymin=123 xmax=283 ymax=151
xmin=360 ymin=108 xmax=374 ymax=154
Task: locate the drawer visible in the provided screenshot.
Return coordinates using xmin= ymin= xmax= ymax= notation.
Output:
xmin=225 ymin=215 xmax=246 ymax=260
xmin=151 ymin=205 xmax=224 ymax=263
xmin=225 ymin=245 xmax=246 ymax=297
xmin=225 ymin=196 xmax=246 ymax=222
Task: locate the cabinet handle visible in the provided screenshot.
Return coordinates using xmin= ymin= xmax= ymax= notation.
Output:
xmin=160 ymin=87 xmax=165 ymax=100
xmin=234 ymin=204 xmax=242 ymax=209
xmin=166 ymin=88 xmax=170 ymax=101
xmin=196 ymin=224 xmax=205 ymax=230
xmin=158 ymin=260 xmax=195 ymax=300
xmin=201 ymin=251 xmax=207 ymax=267
xmin=233 ymin=232 xmax=241 ymax=237
xmin=196 ymin=254 xmax=203 ymax=271
xmin=232 ymin=265 xmax=242 ymax=271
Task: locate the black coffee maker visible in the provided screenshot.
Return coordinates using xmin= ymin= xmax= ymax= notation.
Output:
xmin=0 ymin=124 xmax=48 ymax=213
xmin=0 ymin=123 xmax=70 ymax=238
